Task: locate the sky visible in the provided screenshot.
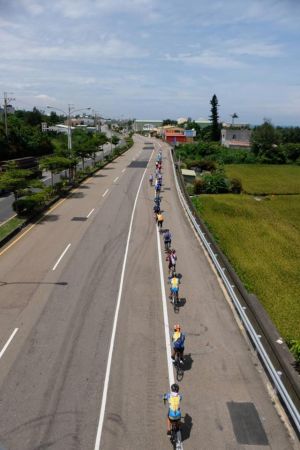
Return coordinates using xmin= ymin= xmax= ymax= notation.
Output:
xmin=0 ymin=0 xmax=300 ymax=125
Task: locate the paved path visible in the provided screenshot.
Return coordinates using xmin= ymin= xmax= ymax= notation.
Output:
xmin=0 ymin=136 xmax=297 ymax=450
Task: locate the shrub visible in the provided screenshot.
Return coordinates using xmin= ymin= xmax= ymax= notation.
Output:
xmin=288 ymin=340 xmax=300 ymax=364
xmin=202 ymin=170 xmax=230 ymax=193
xmin=230 ymin=177 xmax=243 ymax=194
xmin=13 ymin=192 xmax=46 ymax=216
xmin=194 ymin=178 xmax=206 ymax=194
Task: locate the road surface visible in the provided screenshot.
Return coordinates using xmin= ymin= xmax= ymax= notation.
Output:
xmin=0 ymin=136 xmax=297 ymax=449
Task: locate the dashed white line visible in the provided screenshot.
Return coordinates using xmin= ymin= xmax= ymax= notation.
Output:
xmin=0 ymin=328 xmax=18 ymax=360
xmin=122 ymin=168 xmax=126 ymax=173
xmin=113 ymin=176 xmax=119 ymax=183
xmin=94 ymin=148 xmax=154 ymax=450
xmin=102 ymin=189 xmax=109 ymax=197
xmin=87 ymin=208 xmax=95 ymax=218
xmin=52 ymin=243 xmax=71 ymax=271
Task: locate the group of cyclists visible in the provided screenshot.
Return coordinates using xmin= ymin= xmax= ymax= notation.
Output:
xmin=149 ymin=146 xmax=185 ymax=439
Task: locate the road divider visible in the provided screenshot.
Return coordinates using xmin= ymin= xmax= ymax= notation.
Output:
xmin=156 ymin=226 xmax=175 ymax=386
xmin=52 ymin=243 xmax=71 ymax=271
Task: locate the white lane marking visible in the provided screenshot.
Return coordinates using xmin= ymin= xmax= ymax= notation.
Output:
xmin=0 ymin=214 xmax=17 ymax=227
xmin=52 ymin=243 xmax=71 ymax=271
xmin=113 ymin=176 xmax=119 ymax=183
xmin=94 ymin=148 xmax=154 ymax=450
xmin=87 ymin=208 xmax=95 ymax=218
xmin=122 ymin=168 xmax=126 ymax=173
xmin=156 ymin=226 xmax=175 ymax=386
xmin=102 ymin=189 xmax=109 ymax=197
xmin=43 ymin=176 xmax=52 ymax=181
xmin=0 ymin=328 xmax=18 ymax=360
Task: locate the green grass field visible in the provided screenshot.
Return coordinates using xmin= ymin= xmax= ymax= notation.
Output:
xmin=192 ymin=194 xmax=300 ymax=341
xmin=225 ymin=164 xmax=300 ymax=194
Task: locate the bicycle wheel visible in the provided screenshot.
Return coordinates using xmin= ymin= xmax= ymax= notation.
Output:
xmin=175 ymin=429 xmax=182 ymax=450
xmin=176 ymin=363 xmax=184 ymax=382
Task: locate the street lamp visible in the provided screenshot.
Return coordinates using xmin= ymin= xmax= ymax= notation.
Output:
xmin=47 ymin=105 xmax=91 ymax=151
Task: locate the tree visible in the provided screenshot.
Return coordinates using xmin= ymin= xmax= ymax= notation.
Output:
xmin=209 ymin=94 xmax=220 ymax=141
xmin=251 ymin=120 xmax=284 ymax=163
xmin=0 ymin=162 xmax=42 ymax=200
xmin=162 ymin=119 xmax=177 ymax=126
xmin=111 ymin=135 xmax=120 ymax=146
xmin=40 ymin=155 xmax=72 ymax=186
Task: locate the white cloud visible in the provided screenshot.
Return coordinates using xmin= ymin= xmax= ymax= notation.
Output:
xmin=165 ymin=51 xmax=246 ymax=69
xmin=227 ymin=40 xmax=283 ymax=57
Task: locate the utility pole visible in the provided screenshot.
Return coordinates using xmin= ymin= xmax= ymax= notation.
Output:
xmin=3 ymin=92 xmax=15 ymax=137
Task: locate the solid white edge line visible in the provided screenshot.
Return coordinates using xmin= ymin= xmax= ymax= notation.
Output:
xmin=102 ymin=189 xmax=109 ymax=197
xmin=0 ymin=214 xmax=17 ymax=227
xmin=113 ymin=176 xmax=119 ymax=183
xmin=94 ymin=148 xmax=154 ymax=450
xmin=52 ymin=243 xmax=71 ymax=271
xmin=87 ymin=208 xmax=95 ymax=218
xmin=0 ymin=328 xmax=18 ymax=360
xmin=156 ymin=225 xmax=175 ymax=386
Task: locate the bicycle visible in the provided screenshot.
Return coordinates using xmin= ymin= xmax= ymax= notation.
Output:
xmin=173 ymin=351 xmax=184 ymax=382
xmin=170 ymin=419 xmax=182 ymax=450
xmin=163 ymin=399 xmax=183 ymax=450
xmin=164 ymin=239 xmax=171 ymax=252
xmin=170 ymin=288 xmax=179 ymax=313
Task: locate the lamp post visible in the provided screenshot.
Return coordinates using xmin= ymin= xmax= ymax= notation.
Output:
xmin=47 ymin=105 xmax=91 ymax=151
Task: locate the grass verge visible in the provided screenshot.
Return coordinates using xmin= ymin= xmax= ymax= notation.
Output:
xmin=0 ymin=217 xmax=26 ymax=242
xmin=192 ymin=194 xmax=300 ymax=341
xmin=225 ymin=164 xmax=300 ymax=194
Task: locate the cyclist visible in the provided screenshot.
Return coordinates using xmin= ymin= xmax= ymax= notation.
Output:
xmin=168 ymin=271 xmax=180 ymax=301
xmin=163 ymin=384 xmax=182 ymax=435
xmin=154 ymin=194 xmax=161 ymax=205
xmin=166 ymin=248 xmax=177 ymax=273
xmin=163 ymin=229 xmax=172 ymax=251
xmin=149 ymin=174 xmax=153 ymax=186
xmin=157 ymin=212 xmax=164 ymax=228
xmin=153 ymin=203 xmax=160 ymax=215
xmin=171 ymin=324 xmax=185 ymax=364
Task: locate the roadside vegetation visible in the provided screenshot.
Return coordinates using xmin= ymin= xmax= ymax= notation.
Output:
xmin=0 ymin=217 xmax=25 ymax=241
xmin=192 ymin=194 xmax=300 ymax=343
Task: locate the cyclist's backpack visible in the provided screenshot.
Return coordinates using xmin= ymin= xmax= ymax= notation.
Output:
xmin=174 ymin=333 xmax=185 ymax=350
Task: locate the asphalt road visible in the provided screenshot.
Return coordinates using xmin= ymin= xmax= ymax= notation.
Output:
xmin=0 ymin=136 xmax=297 ymax=450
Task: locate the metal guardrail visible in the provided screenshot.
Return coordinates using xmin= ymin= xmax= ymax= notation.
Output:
xmin=169 ymin=148 xmax=300 ymax=434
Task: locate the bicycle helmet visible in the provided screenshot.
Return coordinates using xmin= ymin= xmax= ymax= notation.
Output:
xmin=171 ymin=383 xmax=179 ymax=393
xmin=174 ymin=324 xmax=181 ymax=331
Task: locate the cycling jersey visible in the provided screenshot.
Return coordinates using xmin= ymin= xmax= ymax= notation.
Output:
xmin=165 ymin=393 xmax=182 ymax=420
xmin=171 ymin=277 xmax=179 ymax=289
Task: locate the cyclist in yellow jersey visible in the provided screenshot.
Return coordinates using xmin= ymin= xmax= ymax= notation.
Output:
xmin=163 ymin=384 xmax=182 ymax=434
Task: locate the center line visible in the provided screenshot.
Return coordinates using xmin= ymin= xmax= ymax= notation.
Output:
xmin=0 ymin=328 xmax=18 ymax=360
xmin=94 ymin=148 xmax=154 ymax=450
xmin=87 ymin=208 xmax=95 ymax=218
xmin=52 ymin=243 xmax=71 ymax=271
xmin=113 ymin=176 xmax=119 ymax=183
xmin=122 ymin=168 xmax=126 ymax=173
xmin=156 ymin=225 xmax=175 ymax=386
xmin=102 ymin=189 xmax=109 ymax=197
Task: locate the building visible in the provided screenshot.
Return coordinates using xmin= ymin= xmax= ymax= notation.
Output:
xmin=133 ymin=119 xmax=163 ymax=132
xmin=195 ymin=118 xmax=211 ymax=129
xmin=221 ymin=128 xmax=252 ymax=148
xmin=181 ymin=169 xmax=196 ymax=184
